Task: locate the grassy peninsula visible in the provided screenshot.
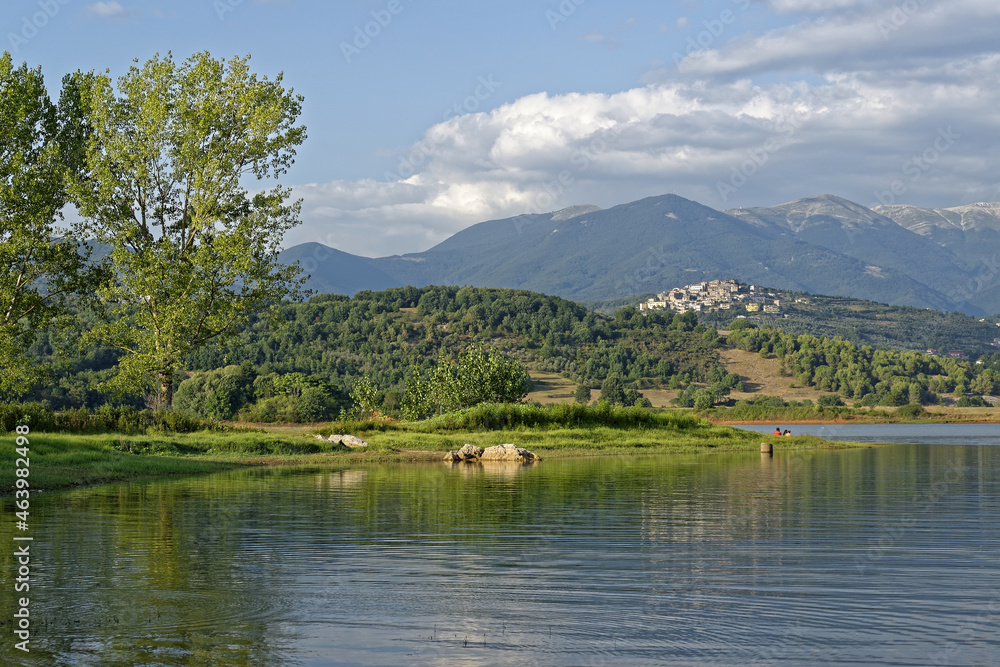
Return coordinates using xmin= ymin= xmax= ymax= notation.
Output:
xmin=2 ymin=403 xmax=870 ymax=493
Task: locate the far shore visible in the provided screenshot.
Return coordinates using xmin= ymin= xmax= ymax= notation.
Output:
xmin=715 ymin=418 xmax=1000 ymax=425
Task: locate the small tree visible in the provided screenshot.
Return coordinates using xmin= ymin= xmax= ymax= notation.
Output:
xmin=574 ymin=383 xmax=591 ymax=405
xmin=401 ymin=346 xmax=530 ymax=420
xmin=350 ymin=376 xmax=380 ymax=420
xmin=692 ymin=389 xmax=714 ymax=411
xmin=599 ymin=374 xmax=626 ymax=406
xmin=817 ymin=393 xmax=844 ymax=407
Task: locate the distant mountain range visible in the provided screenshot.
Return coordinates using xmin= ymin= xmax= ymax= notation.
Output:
xmin=279 ymin=193 xmax=1000 ymax=315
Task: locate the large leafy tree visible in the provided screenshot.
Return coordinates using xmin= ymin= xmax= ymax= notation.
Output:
xmin=0 ymin=53 xmax=96 ymax=398
xmin=69 ymin=52 xmax=308 ymax=406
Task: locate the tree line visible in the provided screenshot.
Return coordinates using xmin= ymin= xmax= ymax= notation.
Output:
xmin=725 ymin=320 xmax=990 ymax=406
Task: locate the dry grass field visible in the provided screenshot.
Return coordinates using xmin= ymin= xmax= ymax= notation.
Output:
xmin=529 ymin=348 xmax=1000 ymax=420
xmin=719 ymin=348 xmax=841 ymax=403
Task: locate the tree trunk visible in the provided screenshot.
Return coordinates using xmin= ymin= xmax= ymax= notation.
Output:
xmin=160 ymin=370 xmax=174 ymax=409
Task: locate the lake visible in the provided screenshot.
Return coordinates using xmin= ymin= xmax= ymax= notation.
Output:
xmin=3 ymin=425 xmax=1000 ymax=665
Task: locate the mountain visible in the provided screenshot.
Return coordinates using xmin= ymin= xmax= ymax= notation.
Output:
xmin=367 ymin=194 xmax=959 ymax=310
xmin=276 ymin=243 xmax=401 ymax=297
xmin=281 ymin=193 xmax=1000 ymax=314
xmin=875 ymin=202 xmax=1000 ymax=313
xmin=725 ymin=195 xmax=971 ymax=298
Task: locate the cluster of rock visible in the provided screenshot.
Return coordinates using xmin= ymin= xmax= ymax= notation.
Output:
xmin=444 ymin=443 xmax=540 ymax=463
xmin=314 ymin=434 xmax=369 ymax=448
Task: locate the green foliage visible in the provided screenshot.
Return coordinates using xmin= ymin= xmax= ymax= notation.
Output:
xmin=67 ymin=52 xmax=307 ymax=405
xmin=174 ymin=365 xmax=256 ymax=420
xmin=894 ymin=403 xmax=929 ymax=418
xmin=402 ymin=346 xmax=530 ymax=420
xmin=0 ymin=401 xmax=213 ymax=434
xmin=725 ymin=323 xmax=977 ymax=406
xmin=417 ymin=401 xmax=702 ymax=432
xmin=818 ymin=393 xmax=844 ymax=407
xmin=692 ymin=389 xmax=715 ymax=411
xmin=175 ymin=366 xmax=340 ymax=423
xmin=703 ymin=289 xmax=998 ymax=356
xmin=0 ymin=53 xmax=102 ymax=398
xmin=574 ymin=383 xmax=591 ymax=404
xmin=713 ymin=395 xmax=825 ymax=421
xmin=350 ymin=376 xmax=380 ymax=419
xmin=22 ymin=285 xmax=723 ymax=421
xmin=599 ymin=374 xmax=626 ymax=406
xmin=956 ymin=395 xmax=988 ymax=407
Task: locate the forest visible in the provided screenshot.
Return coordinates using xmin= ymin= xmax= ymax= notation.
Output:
xmin=15 ymin=284 xmax=998 ymax=423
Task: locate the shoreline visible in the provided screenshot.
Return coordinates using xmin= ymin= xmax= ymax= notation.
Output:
xmin=2 ymin=425 xmax=876 ymax=494
xmin=716 ymin=418 xmax=1000 ymax=425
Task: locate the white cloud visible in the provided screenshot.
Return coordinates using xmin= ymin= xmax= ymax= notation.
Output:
xmin=85 ymin=2 xmax=127 ymax=18
xmin=286 ymin=2 xmax=1000 ymax=257
xmin=766 ymin=0 xmax=863 ymax=13
xmin=666 ymin=0 xmax=1000 ymax=78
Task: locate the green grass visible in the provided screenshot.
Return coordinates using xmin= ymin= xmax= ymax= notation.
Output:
xmin=318 ymin=403 xmax=871 ymax=457
xmin=0 ymin=430 xmax=347 ymax=493
xmin=1 ymin=404 xmax=876 ymax=493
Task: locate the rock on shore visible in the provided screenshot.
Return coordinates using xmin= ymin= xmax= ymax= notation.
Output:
xmin=326 ymin=434 xmax=369 ymax=448
xmin=444 ymin=443 xmax=540 ymax=462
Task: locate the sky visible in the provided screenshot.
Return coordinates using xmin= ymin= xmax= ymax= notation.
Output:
xmin=5 ymin=0 xmax=1000 ymax=257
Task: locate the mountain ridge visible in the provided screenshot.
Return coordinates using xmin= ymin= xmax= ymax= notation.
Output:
xmin=288 ymin=193 xmax=1000 ymax=314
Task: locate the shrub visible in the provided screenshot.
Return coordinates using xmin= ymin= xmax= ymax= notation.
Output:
xmin=0 ymin=403 xmax=214 ymax=434
xmin=418 ymin=402 xmax=701 ymax=432
xmin=957 ymin=395 xmax=988 ymax=407
xmin=818 ymin=394 xmax=844 ymax=407
xmin=894 ymin=403 xmax=928 ymax=418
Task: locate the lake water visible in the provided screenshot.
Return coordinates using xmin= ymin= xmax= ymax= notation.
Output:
xmin=3 ymin=425 xmax=1000 ymax=666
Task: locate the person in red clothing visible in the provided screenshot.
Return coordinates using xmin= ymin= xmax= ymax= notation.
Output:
xmin=773 ymin=427 xmax=782 ymax=436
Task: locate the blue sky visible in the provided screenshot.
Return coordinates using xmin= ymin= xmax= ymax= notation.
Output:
xmin=5 ymin=0 xmax=1000 ymax=256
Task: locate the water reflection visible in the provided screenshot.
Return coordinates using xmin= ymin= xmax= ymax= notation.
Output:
xmin=1 ymin=444 xmax=998 ymax=665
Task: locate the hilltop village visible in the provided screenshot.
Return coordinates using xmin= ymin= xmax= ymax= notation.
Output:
xmin=638 ymin=279 xmax=788 ymax=316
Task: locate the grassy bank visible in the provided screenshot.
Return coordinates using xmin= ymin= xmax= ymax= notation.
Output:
xmin=703 ymin=403 xmax=1000 ymax=424
xmin=315 ymin=403 xmax=857 ymax=456
xmin=2 ymin=403 xmax=873 ymax=493
xmin=0 ymin=430 xmax=347 ymax=493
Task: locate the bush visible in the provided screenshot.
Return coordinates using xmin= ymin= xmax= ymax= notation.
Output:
xmin=0 ymin=402 xmax=56 ymax=432
xmin=419 ymin=402 xmax=702 ymax=432
xmin=957 ymin=395 xmax=989 ymax=407
xmin=818 ymin=394 xmax=844 ymax=407
xmin=174 ymin=365 xmax=257 ymax=420
xmin=0 ymin=403 xmax=214 ymax=434
xmin=894 ymin=403 xmax=928 ymax=418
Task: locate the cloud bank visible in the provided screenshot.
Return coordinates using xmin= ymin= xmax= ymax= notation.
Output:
xmin=289 ymin=1 xmax=1000 ymax=257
